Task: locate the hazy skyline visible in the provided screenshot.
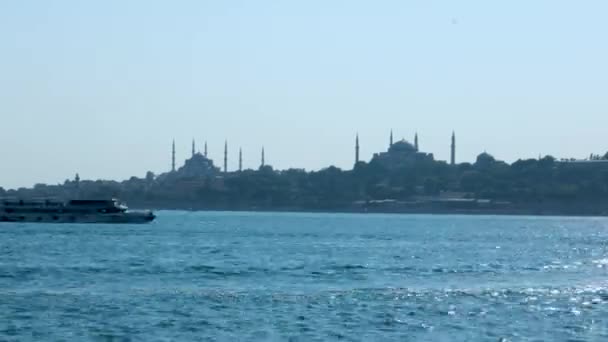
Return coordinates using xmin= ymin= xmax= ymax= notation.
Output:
xmin=1 ymin=1 xmax=607 ymax=189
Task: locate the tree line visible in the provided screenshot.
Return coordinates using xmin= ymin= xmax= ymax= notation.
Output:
xmin=2 ymin=152 xmax=608 ymax=213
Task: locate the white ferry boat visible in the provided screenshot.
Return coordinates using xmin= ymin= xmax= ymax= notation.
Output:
xmin=0 ymin=198 xmax=155 ymax=224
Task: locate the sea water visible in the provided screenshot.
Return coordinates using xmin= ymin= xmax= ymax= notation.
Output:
xmin=2 ymin=211 xmax=608 ymax=341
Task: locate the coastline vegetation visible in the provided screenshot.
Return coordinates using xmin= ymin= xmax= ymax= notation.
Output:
xmin=2 ymin=151 xmax=608 ymax=216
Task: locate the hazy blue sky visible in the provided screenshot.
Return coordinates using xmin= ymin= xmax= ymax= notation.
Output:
xmin=1 ymin=1 xmax=607 ymax=189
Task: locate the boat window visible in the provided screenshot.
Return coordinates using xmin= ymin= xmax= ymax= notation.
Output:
xmin=69 ymin=200 xmax=112 ymax=206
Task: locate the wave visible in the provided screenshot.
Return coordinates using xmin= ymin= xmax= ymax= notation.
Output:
xmin=324 ymin=264 xmax=367 ymax=271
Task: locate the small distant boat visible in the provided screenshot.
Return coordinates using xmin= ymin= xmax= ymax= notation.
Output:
xmin=0 ymin=198 xmax=155 ymax=224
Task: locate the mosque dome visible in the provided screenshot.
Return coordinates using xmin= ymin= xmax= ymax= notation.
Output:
xmin=177 ymin=152 xmax=218 ymax=176
xmin=389 ymin=139 xmax=417 ymax=153
xmin=475 ymin=152 xmax=496 ymax=166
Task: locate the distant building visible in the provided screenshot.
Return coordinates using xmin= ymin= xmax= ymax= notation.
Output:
xmin=171 ymin=139 xmax=176 ymax=172
xmin=355 ymin=134 xmax=360 ymax=165
xmin=371 ymin=137 xmax=434 ymax=169
xmin=223 ymin=140 xmax=229 ymax=173
xmin=176 ymin=152 xmax=220 ymax=177
xmin=161 ymin=140 xmax=220 ymax=181
xmin=450 ymin=131 xmax=456 ymax=165
xmin=353 ymin=131 xmax=457 ymax=169
xmin=556 ymin=158 xmax=608 ymax=170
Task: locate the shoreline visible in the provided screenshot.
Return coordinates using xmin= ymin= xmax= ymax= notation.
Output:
xmin=129 ymin=204 xmax=608 ymax=218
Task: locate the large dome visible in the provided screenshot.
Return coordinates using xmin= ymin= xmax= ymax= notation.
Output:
xmin=389 ymin=139 xmax=416 ymax=153
xmin=475 ymin=152 xmax=496 ymax=167
xmin=177 ymin=152 xmax=219 ymax=176
xmin=476 ymin=152 xmax=495 ymax=163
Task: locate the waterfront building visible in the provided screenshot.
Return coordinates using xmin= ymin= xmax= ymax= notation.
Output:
xmin=372 ymin=139 xmax=434 ymax=169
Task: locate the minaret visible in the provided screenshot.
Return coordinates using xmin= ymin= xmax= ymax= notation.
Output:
xmin=355 ymin=133 xmax=360 ymax=164
xmin=261 ymin=147 xmax=265 ymax=168
xmin=450 ymin=131 xmax=456 ymax=165
xmin=74 ymin=173 xmax=81 ymax=198
xmin=191 ymin=139 xmax=195 ymax=157
xmin=239 ymin=148 xmax=243 ymax=172
xmin=204 ymin=141 xmax=208 ymax=157
xmin=390 ymin=129 xmax=394 ymax=147
xmin=171 ymin=139 xmax=176 ymax=172
xmin=414 ymin=133 xmax=419 ymax=152
xmin=223 ymin=140 xmax=228 ymax=173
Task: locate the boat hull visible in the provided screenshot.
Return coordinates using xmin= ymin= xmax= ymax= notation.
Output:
xmin=0 ymin=212 xmax=155 ymax=224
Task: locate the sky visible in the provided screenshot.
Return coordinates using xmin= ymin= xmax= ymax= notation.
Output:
xmin=1 ymin=1 xmax=607 ymax=189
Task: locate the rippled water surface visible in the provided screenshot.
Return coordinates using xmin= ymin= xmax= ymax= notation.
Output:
xmin=2 ymin=212 xmax=608 ymax=341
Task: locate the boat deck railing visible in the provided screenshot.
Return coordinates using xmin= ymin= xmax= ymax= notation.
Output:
xmin=0 ymin=197 xmax=66 ymax=207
